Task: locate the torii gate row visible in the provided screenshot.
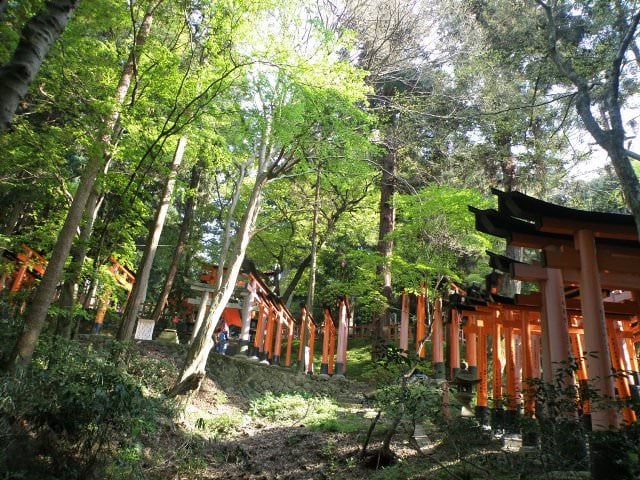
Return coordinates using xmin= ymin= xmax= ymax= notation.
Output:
xmin=252 ymin=296 xmax=350 ymax=376
xmin=196 ymin=266 xmax=352 ymax=374
xmin=471 ymin=189 xmax=640 ymax=430
xmin=448 ymin=300 xmax=639 ymax=427
xmin=318 ymin=297 xmax=350 ymax=376
xmin=94 ymin=257 xmax=137 ymax=326
xmin=0 ymin=244 xmax=47 ymax=293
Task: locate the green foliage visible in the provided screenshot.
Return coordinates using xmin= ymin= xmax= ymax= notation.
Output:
xmin=590 ymin=425 xmax=640 ymax=480
xmin=0 ymin=336 xmax=175 ymax=479
xmin=344 ymin=338 xmax=398 ymax=384
xmin=372 ymin=345 xmax=441 ymax=418
xmin=392 ymin=185 xmax=497 ymax=292
xmin=249 ymin=391 xmax=338 ymax=426
xmin=309 ymin=411 xmax=368 ymax=433
xmin=195 ymin=413 xmax=244 ymax=440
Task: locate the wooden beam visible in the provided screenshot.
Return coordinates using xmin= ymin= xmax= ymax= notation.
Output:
xmin=543 ymin=247 xmax=640 ymax=274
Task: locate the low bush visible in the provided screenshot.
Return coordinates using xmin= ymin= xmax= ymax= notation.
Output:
xmin=0 ymin=335 xmax=175 ymax=479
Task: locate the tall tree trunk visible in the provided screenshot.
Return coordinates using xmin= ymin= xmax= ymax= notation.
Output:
xmin=118 ymin=137 xmax=187 ymax=341
xmin=280 ymin=254 xmax=312 ymax=304
xmin=299 ymin=164 xmax=322 ymax=373
xmin=0 ymin=0 xmax=79 ymax=133
xmin=2 ymin=5 xmax=159 ymax=373
xmin=371 ymin=147 xmax=396 ymax=359
xmin=56 ymin=7 xmax=156 ymax=336
xmin=306 ymin=164 xmax=321 ymax=314
xmin=1 ymin=197 xmax=27 ymax=235
xmin=150 ymin=158 xmax=204 ymax=323
xmin=4 ymin=149 xmax=106 ymax=374
xmin=55 ymin=192 xmax=104 ymax=337
xmin=538 ymin=1 xmax=640 ymax=238
xmin=170 ymin=172 xmax=268 ymax=396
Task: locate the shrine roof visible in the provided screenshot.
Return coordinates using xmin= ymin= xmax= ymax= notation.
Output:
xmin=492 ymin=189 xmax=637 ymax=241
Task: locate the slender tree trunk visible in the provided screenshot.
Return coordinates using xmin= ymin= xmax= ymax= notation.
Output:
xmin=306 ymin=164 xmax=321 ymax=314
xmin=0 ymin=1 xmax=8 ymax=20
xmin=56 ymin=8 xmax=156 ymax=335
xmin=1 ymin=6 xmax=160 ymax=373
xmin=4 ymin=151 xmax=105 ymax=374
xmin=538 ymin=1 xmax=640 ymax=238
xmin=118 ymin=137 xmax=187 ymax=341
xmin=281 ymin=254 xmax=312 ymax=304
xmin=56 ymin=192 xmax=105 ymax=337
xmin=1 ymin=197 xmax=27 ymax=235
xmin=298 ymin=165 xmax=322 ymax=373
xmin=371 ymin=147 xmax=396 ymax=359
xmin=150 ymin=158 xmax=204 ymax=323
xmin=0 ymin=0 xmax=80 ymax=132
xmin=170 ymin=172 xmax=268 ymax=396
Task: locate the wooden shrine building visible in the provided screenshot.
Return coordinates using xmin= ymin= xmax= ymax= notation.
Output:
xmin=465 ymin=189 xmax=640 ymax=431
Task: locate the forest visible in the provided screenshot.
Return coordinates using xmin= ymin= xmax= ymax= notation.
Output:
xmin=2 ymin=0 xmax=640 ymax=479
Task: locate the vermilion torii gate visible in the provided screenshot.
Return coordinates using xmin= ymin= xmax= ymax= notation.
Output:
xmin=194 ymin=264 xmax=350 ymax=375
xmin=468 ymin=189 xmax=640 ymax=431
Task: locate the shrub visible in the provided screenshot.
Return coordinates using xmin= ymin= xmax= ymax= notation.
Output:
xmin=0 ymin=335 xmax=173 ymax=479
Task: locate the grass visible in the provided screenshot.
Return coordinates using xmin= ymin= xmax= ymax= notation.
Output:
xmin=249 ymin=391 xmax=338 ymax=425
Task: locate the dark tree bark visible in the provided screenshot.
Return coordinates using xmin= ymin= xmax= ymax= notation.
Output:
xmin=537 ymin=1 xmax=640 ymax=239
xmin=371 ymin=147 xmax=396 ymax=359
xmin=4 ymin=146 xmax=106 ymax=374
xmin=0 ymin=0 xmax=80 ymax=132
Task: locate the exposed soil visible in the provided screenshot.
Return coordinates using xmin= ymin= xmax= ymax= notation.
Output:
xmin=132 ymin=342 xmax=513 ymax=480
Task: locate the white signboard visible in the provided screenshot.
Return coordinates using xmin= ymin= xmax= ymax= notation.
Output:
xmin=134 ymin=318 xmax=155 ymax=340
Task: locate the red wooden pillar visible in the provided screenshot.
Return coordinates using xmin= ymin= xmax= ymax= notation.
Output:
xmin=253 ymin=303 xmax=267 ymax=360
xmin=621 ymin=321 xmax=640 ymax=408
xmin=415 ymin=288 xmax=426 ymax=357
xmin=328 ymin=323 xmax=336 ymax=375
xmin=476 ymin=319 xmax=490 ymax=425
xmin=521 ymin=311 xmax=535 ymax=415
xmin=93 ymin=289 xmax=111 ymax=333
xmin=400 ymin=291 xmax=409 ymax=352
xmin=570 ymin=328 xmax=591 ymax=417
xmin=298 ymin=305 xmax=309 ymax=369
xmin=263 ymin=307 xmax=277 ymax=362
xmin=320 ymin=308 xmax=335 ymax=375
xmin=239 ymin=278 xmax=257 ymax=355
xmin=541 ymin=268 xmax=573 ymax=385
xmin=505 ymin=325 xmax=518 ymax=412
xmin=449 ymin=309 xmax=461 ymax=380
xmin=10 ymin=249 xmax=32 ymax=292
xmin=272 ymin=308 xmax=285 ymax=365
xmin=576 ymin=229 xmax=618 ymax=429
xmin=607 ymin=319 xmax=636 ymax=424
xmin=492 ymin=312 xmax=503 ymax=410
xmin=307 ymin=321 xmax=316 ymax=374
xmin=285 ymin=316 xmax=295 ymax=367
xmin=432 ymin=297 xmax=444 ymax=378
xmin=466 ymin=316 xmax=478 ymax=376
xmin=335 ymin=297 xmax=348 ymax=375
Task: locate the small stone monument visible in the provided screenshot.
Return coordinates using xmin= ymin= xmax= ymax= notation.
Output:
xmin=453 ymin=370 xmax=480 ymax=417
xmin=157 ymin=328 xmax=179 ymax=344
